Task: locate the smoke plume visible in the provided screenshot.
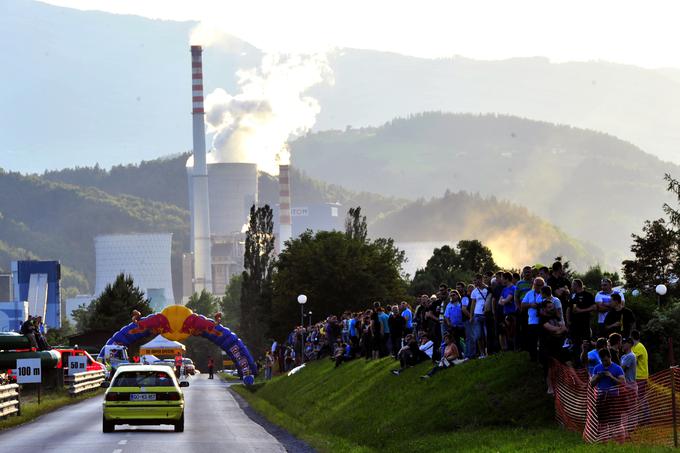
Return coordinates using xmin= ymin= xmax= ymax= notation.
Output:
xmin=202 ymin=51 xmax=332 ymax=175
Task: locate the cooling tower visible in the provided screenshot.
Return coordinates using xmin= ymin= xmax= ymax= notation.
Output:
xmin=94 ymin=234 xmax=175 ymax=307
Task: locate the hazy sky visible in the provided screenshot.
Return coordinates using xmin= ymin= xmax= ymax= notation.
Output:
xmin=42 ymin=0 xmax=680 ymax=69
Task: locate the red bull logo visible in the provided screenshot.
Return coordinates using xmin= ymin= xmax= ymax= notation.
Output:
xmin=180 ymin=314 xmax=223 ymax=337
xmin=128 ymin=313 xmax=172 ymax=335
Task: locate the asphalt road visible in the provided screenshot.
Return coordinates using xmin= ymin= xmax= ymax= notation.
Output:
xmin=0 ymin=374 xmax=285 ymax=452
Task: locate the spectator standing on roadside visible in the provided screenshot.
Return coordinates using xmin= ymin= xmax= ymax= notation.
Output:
xmin=388 ymin=305 xmax=406 ymax=357
xmin=499 ymin=272 xmax=517 ymax=351
xmin=569 ymin=279 xmax=596 ymax=363
xmin=521 ymin=277 xmax=545 ymax=361
xmin=460 ymin=283 xmax=475 ymax=359
xmin=515 ymin=266 xmax=534 ymax=352
xmin=370 ymin=306 xmax=383 ymax=360
xmin=608 ymin=333 xmax=622 ymax=365
xmin=377 ymin=303 xmax=391 ymax=356
xmin=583 ymin=337 xmax=608 ymax=376
xmin=444 ymin=290 xmax=465 ymax=352
xmin=595 ymin=278 xmax=625 ymax=337
xmin=401 ymin=301 xmax=413 ymax=335
xmin=631 ymin=330 xmax=650 ymax=422
xmin=604 ymin=293 xmax=635 ymax=338
xmin=470 ymin=275 xmax=489 ymax=358
xmin=620 ymin=338 xmax=637 ymax=384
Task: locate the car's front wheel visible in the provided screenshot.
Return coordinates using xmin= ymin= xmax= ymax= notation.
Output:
xmin=174 ymin=413 xmax=184 ymax=432
xmin=102 ymin=416 xmax=114 ymax=433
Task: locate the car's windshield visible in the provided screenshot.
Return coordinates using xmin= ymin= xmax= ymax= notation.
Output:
xmin=112 ymin=371 xmax=174 ymax=387
xmin=183 ymin=359 xmax=193 ymax=364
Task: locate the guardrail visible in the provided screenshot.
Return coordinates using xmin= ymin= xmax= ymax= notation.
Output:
xmin=66 ymin=370 xmax=105 ymax=397
xmin=0 ymin=384 xmax=20 ymax=418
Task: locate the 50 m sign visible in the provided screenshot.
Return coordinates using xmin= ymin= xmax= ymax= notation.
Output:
xmin=16 ymin=358 xmax=42 ymax=384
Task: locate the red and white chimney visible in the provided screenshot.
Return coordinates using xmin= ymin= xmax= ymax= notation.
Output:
xmin=278 ymin=163 xmax=292 ymax=252
xmin=190 ymin=45 xmax=212 ymax=293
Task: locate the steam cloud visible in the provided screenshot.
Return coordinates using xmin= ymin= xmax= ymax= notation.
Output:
xmin=202 ymin=49 xmax=333 ymax=174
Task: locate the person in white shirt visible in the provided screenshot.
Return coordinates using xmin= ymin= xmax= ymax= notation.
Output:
xmin=595 ymin=278 xmax=625 ymax=337
xmin=470 ymin=274 xmax=489 ymax=358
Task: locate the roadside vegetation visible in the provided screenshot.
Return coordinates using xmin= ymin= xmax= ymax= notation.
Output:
xmin=232 ymin=353 xmax=672 ymax=452
xmin=0 ymin=388 xmax=103 ymax=431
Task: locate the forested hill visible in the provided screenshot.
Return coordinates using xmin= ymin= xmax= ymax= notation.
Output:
xmin=41 ymin=155 xmax=408 ymax=223
xmin=0 ymin=170 xmax=188 ymax=296
xmin=291 ymin=112 xmax=676 ymax=265
xmin=371 ymin=191 xmax=600 ymax=270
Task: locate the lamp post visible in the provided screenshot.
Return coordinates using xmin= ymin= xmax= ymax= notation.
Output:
xmin=657 ymin=284 xmax=668 ymax=308
xmin=298 ymin=294 xmax=307 ymax=364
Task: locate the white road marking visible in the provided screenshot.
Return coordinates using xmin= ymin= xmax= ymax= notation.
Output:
xmin=118 ymin=440 xmax=127 ymax=445
xmin=113 ymin=449 xmax=122 ymax=453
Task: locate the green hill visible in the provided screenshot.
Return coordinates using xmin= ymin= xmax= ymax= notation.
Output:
xmin=371 ymin=191 xmax=601 ymax=270
xmin=233 ymin=354 xmax=662 ymax=452
xmin=292 ymin=112 xmax=676 ymax=268
xmin=0 ymin=169 xmax=188 ymax=296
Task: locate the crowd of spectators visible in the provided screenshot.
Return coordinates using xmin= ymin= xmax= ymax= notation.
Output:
xmin=272 ymin=262 xmax=649 ymax=394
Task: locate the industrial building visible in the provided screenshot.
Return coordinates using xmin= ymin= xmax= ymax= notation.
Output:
xmin=0 ymin=261 xmax=61 ymax=331
xmin=95 ymin=234 xmax=175 ymax=309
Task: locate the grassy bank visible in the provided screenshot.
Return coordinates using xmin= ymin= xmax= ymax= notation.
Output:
xmin=0 ymin=388 xmax=103 ymax=431
xmin=233 ymin=353 xmax=672 ymax=452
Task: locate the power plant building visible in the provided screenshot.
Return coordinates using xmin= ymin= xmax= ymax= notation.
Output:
xmin=95 ymin=234 xmax=175 ymax=309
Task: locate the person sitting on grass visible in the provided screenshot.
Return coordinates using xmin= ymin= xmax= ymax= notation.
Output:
xmin=421 ymin=333 xmax=463 ymax=379
xmin=391 ymin=333 xmax=431 ymax=376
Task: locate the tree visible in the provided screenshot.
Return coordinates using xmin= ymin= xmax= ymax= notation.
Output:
xmin=573 ymin=265 xmax=621 ymax=292
xmin=46 ymin=317 xmax=75 ymax=346
xmin=345 ymin=206 xmax=367 ymax=242
xmin=409 ymin=240 xmax=497 ymax=295
xmin=221 ymin=274 xmax=242 ymax=332
xmin=79 ymin=273 xmax=152 ymax=332
xmin=622 ymin=173 xmax=680 ymax=295
xmin=622 ymin=219 xmax=678 ymax=293
xmin=270 ymin=230 xmax=407 ymax=339
xmin=240 ymin=204 xmax=275 ymax=353
xmin=186 ymin=289 xmax=218 ymax=316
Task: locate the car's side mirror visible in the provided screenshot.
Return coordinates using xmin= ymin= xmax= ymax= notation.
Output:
xmin=100 ymin=381 xmax=110 ymax=388
xmin=179 ymin=381 xmax=190 ymax=388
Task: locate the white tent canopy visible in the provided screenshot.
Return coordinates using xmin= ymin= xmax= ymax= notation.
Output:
xmin=139 ymin=334 xmax=186 ymax=356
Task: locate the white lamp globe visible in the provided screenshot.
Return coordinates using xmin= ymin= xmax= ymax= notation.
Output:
xmin=297 ymin=294 xmax=307 ymax=304
xmin=631 ymin=289 xmax=641 ymax=297
xmin=656 ymin=284 xmax=668 ymax=296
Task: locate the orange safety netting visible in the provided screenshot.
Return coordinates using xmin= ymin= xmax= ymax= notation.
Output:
xmin=551 ymin=361 xmax=680 ymax=446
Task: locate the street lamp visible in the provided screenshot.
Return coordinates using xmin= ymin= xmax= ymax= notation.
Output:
xmin=308 ymin=311 xmax=313 ymax=328
xmin=656 ymin=284 xmax=668 ymax=308
xmin=297 ymin=294 xmax=307 ymax=364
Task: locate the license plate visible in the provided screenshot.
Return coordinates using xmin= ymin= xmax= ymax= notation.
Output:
xmin=130 ymin=393 xmax=156 ymax=401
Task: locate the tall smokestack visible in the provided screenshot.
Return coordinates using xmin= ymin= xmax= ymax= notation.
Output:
xmin=190 ymin=45 xmax=213 ymax=293
xmin=278 ymin=163 xmax=292 ymax=252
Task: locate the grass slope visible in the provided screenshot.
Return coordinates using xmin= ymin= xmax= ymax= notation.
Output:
xmin=233 ymin=353 xmax=671 ymax=452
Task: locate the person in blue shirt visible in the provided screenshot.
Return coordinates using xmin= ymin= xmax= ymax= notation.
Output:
xmin=582 ymin=337 xmax=608 ymax=376
xmin=499 ymin=272 xmax=517 ymax=351
xmin=590 ymin=348 xmax=626 ymax=429
xmin=444 ymin=290 xmax=465 ymax=353
xmin=521 ymin=277 xmax=545 ymax=361
xmin=400 ymin=301 xmax=413 ymax=334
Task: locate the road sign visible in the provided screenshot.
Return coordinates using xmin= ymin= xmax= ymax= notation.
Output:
xmin=16 ymin=358 xmax=42 ymax=384
xmin=68 ymin=356 xmax=88 ymax=376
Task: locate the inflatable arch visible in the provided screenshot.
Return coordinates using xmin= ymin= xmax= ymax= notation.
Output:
xmin=98 ymin=305 xmax=257 ymax=385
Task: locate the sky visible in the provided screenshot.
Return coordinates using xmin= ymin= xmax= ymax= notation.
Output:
xmin=42 ymin=0 xmax=680 ymax=69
